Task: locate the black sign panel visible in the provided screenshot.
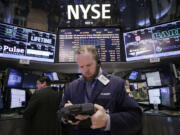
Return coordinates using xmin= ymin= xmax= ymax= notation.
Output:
xmin=58 ymin=28 xmax=121 ymax=62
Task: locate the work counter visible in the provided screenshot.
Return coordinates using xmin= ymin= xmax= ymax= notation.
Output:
xmin=0 ymin=111 xmax=180 ymax=135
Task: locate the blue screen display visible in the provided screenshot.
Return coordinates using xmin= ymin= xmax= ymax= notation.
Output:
xmin=58 ymin=28 xmax=121 ymax=62
xmin=160 ymin=87 xmax=171 ymax=107
xmin=22 ymin=73 xmax=39 ymax=89
xmin=7 ymin=69 xmax=23 ymax=88
xmin=129 ymin=71 xmax=138 ymax=80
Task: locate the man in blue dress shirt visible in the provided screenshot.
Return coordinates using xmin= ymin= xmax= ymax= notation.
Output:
xmin=59 ymin=45 xmax=142 ymax=135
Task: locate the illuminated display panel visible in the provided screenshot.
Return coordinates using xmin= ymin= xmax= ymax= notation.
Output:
xmin=10 ymin=88 xmax=26 ymax=109
xmin=58 ymin=28 xmax=121 ymax=62
xmin=0 ymin=22 xmax=56 ymax=62
xmin=148 ymin=88 xmax=161 ymax=104
xmin=123 ymin=20 xmax=180 ymax=61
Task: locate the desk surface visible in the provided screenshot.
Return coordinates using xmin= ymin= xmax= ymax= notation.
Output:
xmin=144 ymin=109 xmax=180 ymax=116
xmin=0 ymin=113 xmax=23 ymax=120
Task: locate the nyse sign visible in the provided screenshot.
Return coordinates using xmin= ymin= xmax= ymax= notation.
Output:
xmin=67 ymin=4 xmax=111 ymax=20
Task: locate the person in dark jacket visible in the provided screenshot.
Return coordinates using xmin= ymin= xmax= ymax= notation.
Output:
xmin=24 ymin=76 xmax=59 ymax=135
xmin=59 ymin=45 xmax=142 ymax=135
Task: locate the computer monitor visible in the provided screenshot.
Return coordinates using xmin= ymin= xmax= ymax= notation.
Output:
xmin=146 ymin=71 xmax=162 ymax=87
xmin=22 ymin=73 xmax=39 ymax=89
xmin=9 ymin=88 xmax=26 ymax=109
xmin=44 ymin=72 xmax=59 ymax=81
xmin=7 ymin=69 xmax=23 ymax=88
xmin=148 ymin=88 xmax=161 ymax=104
xmin=160 ymin=87 xmax=172 ymax=107
xmin=129 ymin=71 xmax=139 ymax=80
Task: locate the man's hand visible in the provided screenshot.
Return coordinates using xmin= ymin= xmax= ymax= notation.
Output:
xmin=63 ymin=101 xmax=80 ymax=125
xmin=91 ymin=104 xmax=107 ymax=129
xmin=64 ymin=100 xmax=73 ymax=107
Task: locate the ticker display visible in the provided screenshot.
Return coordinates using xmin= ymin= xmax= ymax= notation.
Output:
xmin=0 ymin=22 xmax=56 ymax=62
xmin=58 ymin=28 xmax=121 ymax=62
xmin=123 ymin=20 xmax=180 ymax=62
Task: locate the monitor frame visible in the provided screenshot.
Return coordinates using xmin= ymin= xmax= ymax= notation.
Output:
xmin=4 ymin=88 xmax=26 ymax=111
xmin=5 ymin=68 xmax=24 ymax=88
xmin=123 ymin=20 xmax=180 ymax=62
xmin=57 ymin=27 xmax=122 ymax=63
xmin=0 ymin=21 xmax=57 ymax=63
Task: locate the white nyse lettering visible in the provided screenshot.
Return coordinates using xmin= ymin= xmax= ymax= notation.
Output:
xmin=67 ymin=4 xmax=111 ymax=20
xmin=102 ymin=4 xmax=111 ymax=19
xmin=67 ymin=5 xmax=79 ymax=20
xmin=91 ymin=4 xmax=100 ymax=19
xmin=80 ymin=4 xmax=91 ymax=19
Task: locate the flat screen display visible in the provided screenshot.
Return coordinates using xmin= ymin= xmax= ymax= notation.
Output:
xmin=58 ymin=28 xmax=121 ymax=62
xmin=123 ymin=20 xmax=180 ymax=61
xmin=22 ymin=73 xmax=39 ymax=89
xmin=0 ymin=22 xmax=56 ymax=62
xmin=160 ymin=87 xmax=171 ymax=107
xmin=129 ymin=71 xmax=138 ymax=80
xmin=10 ymin=88 xmax=26 ymax=109
xmin=148 ymin=88 xmax=161 ymax=104
xmin=7 ymin=69 xmax=23 ymax=88
xmin=44 ymin=72 xmax=59 ymax=81
xmin=146 ymin=71 xmax=162 ymax=87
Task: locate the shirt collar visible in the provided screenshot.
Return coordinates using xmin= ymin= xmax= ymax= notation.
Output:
xmin=85 ymin=67 xmax=103 ymax=86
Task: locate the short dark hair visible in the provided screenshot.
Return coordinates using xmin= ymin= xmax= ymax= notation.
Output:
xmin=75 ymin=45 xmax=100 ymax=64
xmin=37 ymin=76 xmax=51 ymax=86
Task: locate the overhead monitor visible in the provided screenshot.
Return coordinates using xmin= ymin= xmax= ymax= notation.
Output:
xmin=44 ymin=72 xmax=59 ymax=81
xmin=148 ymin=88 xmax=161 ymax=104
xmin=10 ymin=88 xmax=26 ymax=109
xmin=0 ymin=22 xmax=56 ymax=62
xmin=58 ymin=28 xmax=121 ymax=62
xmin=7 ymin=69 xmax=23 ymax=88
xmin=146 ymin=71 xmax=162 ymax=87
xmin=123 ymin=20 xmax=180 ymax=61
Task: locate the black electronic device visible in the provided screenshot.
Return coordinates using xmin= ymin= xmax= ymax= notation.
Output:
xmin=123 ymin=20 xmax=180 ymax=62
xmin=61 ymin=103 xmax=94 ymax=128
xmin=0 ymin=22 xmax=56 ymax=62
xmin=6 ymin=68 xmax=23 ymax=88
xmin=22 ymin=73 xmax=39 ymax=89
xmin=58 ymin=28 xmax=121 ymax=62
xmin=160 ymin=87 xmax=174 ymax=108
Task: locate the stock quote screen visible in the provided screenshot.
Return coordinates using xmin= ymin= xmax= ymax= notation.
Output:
xmin=123 ymin=20 xmax=180 ymax=62
xmin=58 ymin=28 xmax=121 ymax=62
xmin=0 ymin=22 xmax=56 ymax=62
